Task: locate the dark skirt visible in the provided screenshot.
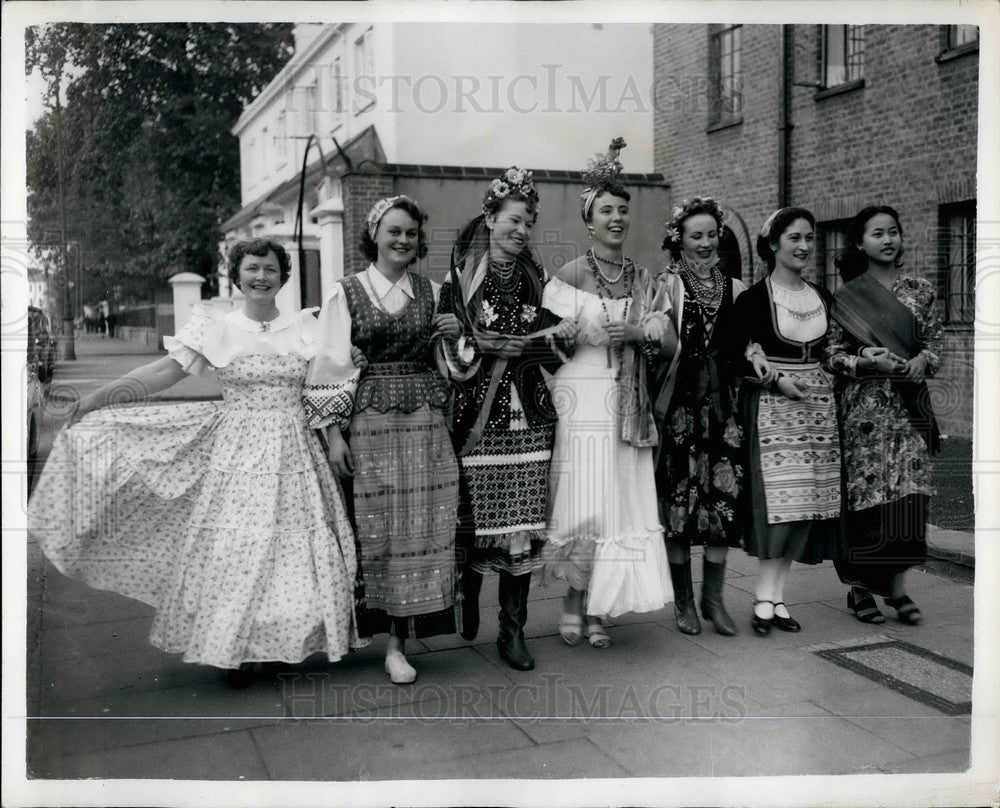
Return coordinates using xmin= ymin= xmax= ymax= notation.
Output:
xmin=834 ymin=494 xmax=928 ymax=597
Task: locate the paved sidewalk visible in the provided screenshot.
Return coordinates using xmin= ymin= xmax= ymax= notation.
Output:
xmin=23 ymin=336 xmax=977 ymax=781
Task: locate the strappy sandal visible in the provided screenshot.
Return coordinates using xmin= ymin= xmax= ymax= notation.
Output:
xmin=847 ymin=587 xmax=885 ymax=624
xmin=885 ymin=595 xmax=922 ymax=625
xmin=586 ymin=621 xmax=612 ymax=649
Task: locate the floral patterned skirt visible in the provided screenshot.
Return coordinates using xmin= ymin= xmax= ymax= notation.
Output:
xmin=655 ymin=384 xmax=744 ymax=550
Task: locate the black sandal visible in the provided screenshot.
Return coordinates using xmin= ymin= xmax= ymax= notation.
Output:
xmin=752 ymin=600 xmax=774 ymax=636
xmin=885 ymin=595 xmax=922 ymax=625
xmin=847 ymin=587 xmax=885 ymax=624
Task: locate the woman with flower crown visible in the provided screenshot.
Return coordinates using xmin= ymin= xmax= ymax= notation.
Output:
xmin=306 ymin=195 xmax=464 ymax=685
xmin=540 ymin=139 xmax=677 ymax=650
xmin=654 ymin=197 xmax=746 ymax=638
xmin=437 ymin=167 xmax=575 ymax=671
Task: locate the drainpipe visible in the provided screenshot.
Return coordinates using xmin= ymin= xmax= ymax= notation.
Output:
xmin=778 ymin=25 xmax=793 ymax=208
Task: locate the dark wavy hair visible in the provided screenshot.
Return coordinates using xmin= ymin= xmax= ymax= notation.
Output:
xmin=661 ymin=197 xmax=726 ymax=260
xmin=483 ymin=188 xmax=540 ymax=224
xmin=835 ymin=205 xmax=906 ymax=284
xmin=756 ymin=207 xmax=816 ymax=272
xmin=228 ymin=238 xmax=292 ymax=289
xmin=451 ymin=214 xmax=542 ymax=282
xmin=359 ymin=196 xmax=430 ymax=265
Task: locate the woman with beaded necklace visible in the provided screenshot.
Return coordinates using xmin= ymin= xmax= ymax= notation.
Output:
xmin=654 ymin=197 xmax=746 ymax=638
xmin=540 ymin=139 xmax=677 ymax=649
xmin=728 ymin=207 xmax=842 ymax=636
xmin=437 ymin=167 xmax=575 ymax=671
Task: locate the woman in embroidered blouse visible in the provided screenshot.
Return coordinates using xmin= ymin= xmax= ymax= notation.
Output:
xmin=29 ymin=239 xmax=361 ymax=687
xmin=728 ymin=208 xmax=842 ymax=636
xmin=306 ymin=196 xmax=463 ymax=684
xmin=541 ymin=140 xmax=676 ymax=649
xmin=437 ymin=167 xmax=573 ymax=671
xmin=824 ymin=206 xmax=942 ymax=625
xmin=654 ymin=197 xmax=746 ymax=638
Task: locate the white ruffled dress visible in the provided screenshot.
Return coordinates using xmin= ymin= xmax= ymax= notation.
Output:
xmin=541 ymin=278 xmax=673 ymax=618
xmin=28 ymin=305 xmax=361 ymax=668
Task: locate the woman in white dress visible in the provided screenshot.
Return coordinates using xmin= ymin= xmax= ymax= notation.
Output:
xmin=29 ymin=239 xmax=361 ymax=686
xmin=541 ymin=139 xmax=677 ymax=648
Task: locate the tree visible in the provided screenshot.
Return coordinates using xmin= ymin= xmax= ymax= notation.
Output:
xmin=26 ymin=23 xmax=294 ymax=306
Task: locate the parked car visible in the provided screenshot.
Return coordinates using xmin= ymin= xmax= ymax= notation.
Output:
xmin=27 ymin=358 xmax=43 ymax=487
xmin=27 ymin=306 xmax=57 ymax=386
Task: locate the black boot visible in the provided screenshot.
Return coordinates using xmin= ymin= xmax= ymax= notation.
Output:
xmin=668 ymin=561 xmax=702 ymax=635
xmin=700 ymin=557 xmax=737 ymax=636
xmin=460 ymin=568 xmax=483 ymax=641
xmin=497 ymin=571 xmax=534 ymax=670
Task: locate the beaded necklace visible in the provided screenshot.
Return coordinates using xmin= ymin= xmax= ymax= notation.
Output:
xmin=489 ymin=256 xmax=520 ymax=303
xmin=588 ymin=248 xmax=626 ymax=284
xmin=588 ymin=250 xmax=634 ymax=375
xmin=679 ymin=258 xmax=724 ymax=316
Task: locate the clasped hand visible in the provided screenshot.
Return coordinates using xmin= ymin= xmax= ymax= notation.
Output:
xmin=751 ymin=354 xmax=807 ymax=401
xmin=604 ymin=321 xmax=645 ymax=346
xmin=861 ymin=346 xmax=924 ymax=381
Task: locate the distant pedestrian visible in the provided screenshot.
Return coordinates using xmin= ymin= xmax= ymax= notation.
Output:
xmin=29 ymin=239 xmax=363 ymax=687
xmin=106 ymin=311 xmax=118 ymax=338
xmin=729 ymin=208 xmax=842 ymax=637
xmin=825 ymin=206 xmax=942 ymax=626
xmin=98 ymin=313 xmax=107 ymax=337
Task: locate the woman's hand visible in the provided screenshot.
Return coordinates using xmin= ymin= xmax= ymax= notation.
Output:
xmin=67 ymin=393 xmax=98 ymax=426
xmin=326 ymin=428 xmax=355 ymax=478
xmin=604 ymin=322 xmax=644 ymax=346
xmin=642 ymin=318 xmax=666 ymax=344
xmin=432 ymin=313 xmax=462 ymax=340
xmin=776 ymin=375 xmax=807 ymax=401
xmin=901 ymin=354 xmax=928 ymax=383
xmin=552 ymin=318 xmax=578 ymax=342
xmin=350 ymin=345 xmax=368 ymax=370
xmin=861 ymin=346 xmax=906 ymax=374
xmin=750 ymin=353 xmax=777 ymax=386
xmin=477 ymin=332 xmax=526 ymax=358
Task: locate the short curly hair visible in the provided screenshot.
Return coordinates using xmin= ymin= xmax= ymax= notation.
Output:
xmin=661 ymin=197 xmax=726 ymax=259
xmin=359 ymin=196 xmax=430 ymax=265
xmin=228 ymin=238 xmax=292 ymax=289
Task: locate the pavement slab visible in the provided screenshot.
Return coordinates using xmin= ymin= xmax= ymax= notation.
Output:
xmin=839 ymin=715 xmax=972 ymax=759
xmin=31 ymin=728 xmax=270 ymax=780
xmin=250 ymin=699 xmax=534 ymax=780
xmin=430 ymin=736 xmax=631 ymax=779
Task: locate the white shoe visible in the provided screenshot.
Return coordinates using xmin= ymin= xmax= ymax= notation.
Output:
xmin=384 ymin=650 xmax=417 ymax=684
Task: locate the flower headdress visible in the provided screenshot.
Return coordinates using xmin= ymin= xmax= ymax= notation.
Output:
xmin=366 ymin=195 xmax=415 ymax=239
xmin=580 ymin=137 xmax=627 ymax=222
xmin=662 ymin=196 xmax=726 ymax=250
xmin=482 ymin=166 xmax=539 ymax=216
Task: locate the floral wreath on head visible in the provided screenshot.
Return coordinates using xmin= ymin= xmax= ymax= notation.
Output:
xmin=663 ymin=196 xmax=726 ymax=249
xmin=483 ymin=166 xmax=540 ymax=216
xmin=580 ymin=137 xmax=627 ymax=222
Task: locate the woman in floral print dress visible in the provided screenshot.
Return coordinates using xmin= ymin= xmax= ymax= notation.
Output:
xmin=824 ymin=205 xmax=943 ymax=626
xmin=29 ymin=239 xmax=361 ymax=687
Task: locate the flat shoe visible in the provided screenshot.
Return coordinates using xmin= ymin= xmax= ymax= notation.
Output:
xmin=586 ymin=622 xmax=612 ymax=649
xmin=772 ymin=602 xmax=801 ymax=633
xmin=752 ymin=599 xmax=774 ymax=636
xmin=384 ymin=650 xmax=417 ymax=684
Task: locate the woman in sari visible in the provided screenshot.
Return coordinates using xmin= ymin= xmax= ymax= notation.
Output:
xmin=437 ymin=167 xmax=573 ymax=671
xmin=306 ymin=195 xmax=463 ymax=684
xmin=541 ymin=139 xmax=676 ymax=649
xmin=824 ymin=205 xmax=942 ymax=625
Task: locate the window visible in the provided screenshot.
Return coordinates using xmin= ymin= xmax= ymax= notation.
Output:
xmin=939 ymin=202 xmax=976 ymax=325
xmin=247 ymin=138 xmax=256 ymax=184
xmin=817 ymin=220 xmax=850 ymax=293
xmin=820 ymin=25 xmax=864 ymax=88
xmin=332 ymin=57 xmax=344 ymax=115
xmin=277 ymin=111 xmax=287 ymax=160
xmin=354 ymin=27 xmax=375 ymax=114
xmin=260 ymin=127 xmax=268 ymax=174
xmin=709 ymin=24 xmax=742 ymax=128
xmin=938 ymin=25 xmax=979 ymax=61
xmin=302 ymin=82 xmax=317 ymax=134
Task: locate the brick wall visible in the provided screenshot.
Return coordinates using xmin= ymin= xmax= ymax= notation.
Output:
xmin=653 ymin=23 xmax=977 ymax=437
xmin=342 ymin=172 xmax=396 ymax=277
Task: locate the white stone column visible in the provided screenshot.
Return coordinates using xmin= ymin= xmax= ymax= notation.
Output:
xmin=312 ymin=195 xmax=346 ymax=300
xmin=168 ymin=272 xmax=207 ymax=332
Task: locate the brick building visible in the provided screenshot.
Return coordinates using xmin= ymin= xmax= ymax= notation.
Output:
xmin=653 ymin=23 xmax=978 ymax=437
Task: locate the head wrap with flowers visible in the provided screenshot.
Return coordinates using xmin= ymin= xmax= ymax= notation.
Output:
xmin=662 ymin=196 xmax=726 ymax=252
xmin=482 ymin=166 xmax=540 ymax=216
xmin=580 ymin=137 xmax=627 ymax=222
xmin=366 ymin=195 xmax=416 ymax=240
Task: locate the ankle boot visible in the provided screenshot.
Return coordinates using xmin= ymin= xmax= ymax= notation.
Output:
xmin=700 ymin=557 xmax=737 ymax=636
xmin=668 ymin=561 xmax=702 ymax=635
xmin=460 ymin=568 xmax=483 ymax=641
xmin=497 ymin=571 xmax=534 ymax=670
